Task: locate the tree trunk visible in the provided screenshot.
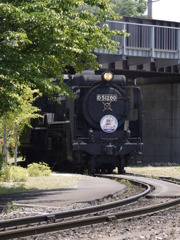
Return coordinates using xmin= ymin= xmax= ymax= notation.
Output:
xmin=14 ymin=122 xmax=18 ymax=166
xmin=3 ymin=119 xmax=8 ymax=165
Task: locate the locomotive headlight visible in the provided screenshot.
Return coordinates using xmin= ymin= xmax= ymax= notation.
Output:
xmin=102 ymin=71 xmax=114 ymax=82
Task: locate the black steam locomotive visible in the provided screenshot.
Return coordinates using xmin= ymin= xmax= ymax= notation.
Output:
xmin=20 ymin=70 xmax=143 ymax=174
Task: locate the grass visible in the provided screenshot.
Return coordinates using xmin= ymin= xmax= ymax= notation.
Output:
xmin=125 ymin=166 xmax=180 ymax=178
xmin=0 ymin=173 xmax=81 ymax=195
xmin=1 ymin=165 xmax=180 ymax=195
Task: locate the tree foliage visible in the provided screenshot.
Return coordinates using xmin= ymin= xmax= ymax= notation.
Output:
xmin=0 ymin=0 xmax=127 ymax=115
xmin=110 ymin=0 xmax=147 ymax=17
xmin=0 ymin=86 xmax=41 ymax=159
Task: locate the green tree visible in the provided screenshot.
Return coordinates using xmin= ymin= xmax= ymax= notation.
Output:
xmin=0 ymin=86 xmax=41 ymax=164
xmin=0 ymin=0 xmax=127 ymax=115
xmin=110 ymin=0 xmax=147 ymax=17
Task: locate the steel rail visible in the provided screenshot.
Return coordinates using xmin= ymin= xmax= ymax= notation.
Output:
xmin=126 ymin=172 xmax=180 ymax=185
xmin=0 ymin=177 xmax=150 ymax=229
xmin=159 ymin=176 xmax=180 ymax=184
xmin=0 ymin=197 xmax=180 ymax=240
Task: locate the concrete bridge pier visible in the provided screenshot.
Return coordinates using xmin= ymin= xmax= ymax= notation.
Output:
xmin=139 ymin=83 xmax=180 ymax=165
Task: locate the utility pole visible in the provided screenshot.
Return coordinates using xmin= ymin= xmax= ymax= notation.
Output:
xmin=148 ymin=0 xmax=152 ymax=19
xmin=148 ymin=0 xmax=160 ymax=19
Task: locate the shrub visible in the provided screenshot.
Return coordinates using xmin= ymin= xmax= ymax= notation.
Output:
xmin=11 ymin=166 xmax=28 ymax=182
xmin=0 ymin=165 xmax=11 ymax=181
xmin=0 ymin=165 xmax=28 ymax=182
xmin=27 ymin=162 xmax=51 ymax=177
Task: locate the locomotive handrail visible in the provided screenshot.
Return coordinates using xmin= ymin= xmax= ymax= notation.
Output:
xmin=48 ymin=120 xmax=70 ymax=124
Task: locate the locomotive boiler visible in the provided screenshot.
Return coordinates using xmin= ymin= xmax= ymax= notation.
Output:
xmin=20 ymin=70 xmax=143 ymax=174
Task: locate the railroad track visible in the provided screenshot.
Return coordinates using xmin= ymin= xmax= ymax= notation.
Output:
xmin=126 ymin=172 xmax=180 ymax=190
xmin=126 ymin=172 xmax=180 ymax=184
xmin=0 ymin=175 xmax=180 ymax=240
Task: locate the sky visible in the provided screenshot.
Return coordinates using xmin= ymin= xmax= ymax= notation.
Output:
xmin=151 ymin=0 xmax=180 ymax=22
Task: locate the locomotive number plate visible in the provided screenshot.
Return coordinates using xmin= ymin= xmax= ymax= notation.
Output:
xmin=96 ymin=94 xmax=117 ymax=102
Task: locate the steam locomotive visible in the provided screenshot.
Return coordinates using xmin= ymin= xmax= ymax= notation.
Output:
xmin=20 ymin=70 xmax=143 ymax=174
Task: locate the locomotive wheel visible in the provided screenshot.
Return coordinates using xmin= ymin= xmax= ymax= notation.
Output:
xmin=101 ymin=165 xmax=113 ymax=174
xmin=95 ymin=168 xmax=101 ymax=174
xmin=107 ymin=167 xmax=113 ymax=174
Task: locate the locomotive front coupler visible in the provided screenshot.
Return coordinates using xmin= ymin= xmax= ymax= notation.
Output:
xmin=104 ymin=143 xmax=116 ymax=156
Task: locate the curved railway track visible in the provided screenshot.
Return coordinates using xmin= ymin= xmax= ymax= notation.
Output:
xmin=126 ymin=172 xmax=180 ymax=185
xmin=0 ymin=175 xmax=180 ymax=240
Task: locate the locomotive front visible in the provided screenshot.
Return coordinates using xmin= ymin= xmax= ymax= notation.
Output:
xmin=72 ymin=70 xmax=143 ymax=174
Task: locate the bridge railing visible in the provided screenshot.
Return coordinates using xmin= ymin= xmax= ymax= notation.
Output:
xmin=99 ymin=20 xmax=180 ymax=59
